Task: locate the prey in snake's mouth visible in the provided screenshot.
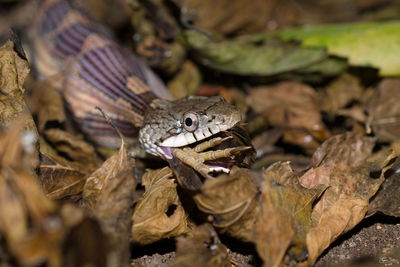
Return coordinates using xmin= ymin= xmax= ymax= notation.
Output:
xmin=139 ymin=96 xmax=245 ymax=173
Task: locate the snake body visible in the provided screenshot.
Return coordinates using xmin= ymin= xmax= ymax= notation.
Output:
xmin=31 ymin=0 xmax=241 ymax=159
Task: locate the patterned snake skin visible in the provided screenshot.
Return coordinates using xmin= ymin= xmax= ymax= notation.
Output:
xmin=31 ymin=0 xmax=243 ymax=160
xmin=31 ymin=0 xmax=171 ymax=147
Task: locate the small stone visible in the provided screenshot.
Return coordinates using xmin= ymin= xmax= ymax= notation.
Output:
xmin=379 ymin=256 xmax=400 ymax=265
xmin=348 ymin=241 xmax=357 ymax=248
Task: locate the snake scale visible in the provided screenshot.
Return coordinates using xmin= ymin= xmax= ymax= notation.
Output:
xmin=30 ymin=0 xmax=247 ymax=174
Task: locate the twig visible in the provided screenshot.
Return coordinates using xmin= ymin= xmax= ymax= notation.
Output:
xmin=95 ymin=106 xmax=126 ymax=146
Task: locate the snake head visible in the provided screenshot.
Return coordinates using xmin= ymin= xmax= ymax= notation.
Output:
xmin=139 ymin=96 xmax=241 ymax=159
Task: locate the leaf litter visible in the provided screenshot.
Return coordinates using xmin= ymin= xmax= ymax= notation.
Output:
xmin=2 ymin=0 xmax=400 ymax=266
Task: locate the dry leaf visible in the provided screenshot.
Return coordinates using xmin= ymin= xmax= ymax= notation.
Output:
xmin=368 ymin=156 xmax=400 ymax=217
xmin=306 ymin=196 xmax=368 ymax=265
xmin=309 ymin=132 xmax=375 ymax=169
xmin=61 ymin=213 xmax=109 ymax=267
xmin=0 ymin=121 xmax=103 ymax=266
xmin=248 ymin=82 xmax=322 ymax=131
xmin=44 ymin=128 xmax=102 ymax=174
xmin=79 ymin=0 xmax=131 ymax=29
xmin=320 ymin=73 xmax=363 ymax=113
xmin=0 ymin=41 xmax=34 ymax=127
xmin=39 ymin=153 xmax=86 ymax=201
xmin=253 ymin=162 xmax=326 ymax=266
xmin=128 ymin=0 xmax=185 ymax=74
xmin=131 ymin=167 xmax=188 ymax=244
xmin=250 ymin=128 xmax=283 ymax=157
xmin=173 ymin=0 xmax=276 ymax=35
xmin=336 ymin=105 xmax=369 ymax=124
xmin=0 ymin=120 xmax=37 ymax=170
xmin=171 ymin=224 xmax=231 ymax=267
xmin=282 ymin=128 xmax=322 ymax=154
xmin=28 ymin=80 xmax=66 ymax=131
xmin=194 ymin=167 xmax=259 ymax=242
xmin=255 ymin=180 xmax=294 ymax=267
xmin=299 ymin=132 xmax=396 ymax=264
xmin=167 ymin=60 xmax=201 ymax=99
xmin=247 ymin=82 xmax=329 ymax=149
xmin=367 ymin=78 xmax=400 ymax=142
xmin=195 ymin=84 xmax=229 ymax=97
xmin=0 ymin=41 xmax=38 ymax=165
xmin=175 ymin=0 xmax=384 ymax=36
xmin=262 ymin=161 xmax=300 ymax=185
xmin=253 ymin=153 xmax=311 ymax=171
xmin=82 ymin=140 xmax=132 ymax=208
xmin=83 ymin=139 xmax=136 ymax=267
xmin=0 ymin=40 xmax=30 ymax=112
xmin=0 ymin=122 xmax=58 ymax=266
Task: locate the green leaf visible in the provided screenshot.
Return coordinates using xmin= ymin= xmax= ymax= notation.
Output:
xmin=277 ymin=21 xmax=400 ymax=76
xmin=183 ymin=30 xmax=328 ymax=76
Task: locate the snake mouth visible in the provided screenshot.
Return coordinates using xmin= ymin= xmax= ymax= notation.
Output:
xmin=159 ymin=124 xmax=252 ymax=175
xmin=159 ymin=124 xmax=232 ymax=148
xmin=156 ymin=124 xmax=234 ymax=159
xmin=159 ymin=146 xmax=174 ymax=159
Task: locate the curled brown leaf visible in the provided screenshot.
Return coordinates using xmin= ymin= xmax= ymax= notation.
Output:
xmin=254 ymin=180 xmax=294 ymax=267
xmin=299 ymin=132 xmax=396 ymax=264
xmin=194 ymin=167 xmax=259 ymax=242
xmin=247 ymin=82 xmax=330 ymax=152
xmin=131 ymin=167 xmax=188 ymax=244
xmin=28 ymin=80 xmax=66 ymax=131
xmin=247 ymin=82 xmax=323 ymax=131
xmin=0 ymin=41 xmax=33 ymax=126
xmin=83 ymin=139 xmax=136 ymax=267
xmin=368 ymin=156 xmax=400 ymax=217
xmin=44 ymin=128 xmax=102 ymax=174
xmin=367 ymin=78 xmax=400 ymax=142
xmin=0 ymin=121 xmax=107 ymax=267
xmin=0 ymin=41 xmax=38 ymax=166
xmin=172 ymin=0 xmax=281 ymax=35
xmin=254 ymin=162 xmax=326 ymax=266
xmin=320 ymin=73 xmax=363 ymax=114
xmin=167 ymin=60 xmax=201 ymax=99
xmin=39 ymin=154 xmax=86 ymax=201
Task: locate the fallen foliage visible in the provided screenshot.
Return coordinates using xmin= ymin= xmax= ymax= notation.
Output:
xmin=131 ymin=167 xmax=189 ymax=244
xmin=1 ymin=1 xmax=400 ymax=266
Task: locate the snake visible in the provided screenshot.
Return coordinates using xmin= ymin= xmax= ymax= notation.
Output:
xmin=30 ymin=0 xmax=244 ymax=165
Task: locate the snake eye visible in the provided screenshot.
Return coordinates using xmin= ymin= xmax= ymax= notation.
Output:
xmin=183 ymin=112 xmax=199 ymax=132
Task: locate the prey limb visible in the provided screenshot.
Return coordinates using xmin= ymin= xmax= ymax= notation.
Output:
xmin=172 ymin=136 xmax=252 ymax=179
xmin=192 ymin=136 xmax=232 ymax=153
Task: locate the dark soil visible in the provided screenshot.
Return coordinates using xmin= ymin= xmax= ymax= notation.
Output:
xmin=316 ymin=215 xmax=400 ymax=266
xmin=131 ymin=214 xmax=400 ymax=266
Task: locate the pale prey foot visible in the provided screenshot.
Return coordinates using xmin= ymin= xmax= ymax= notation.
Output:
xmin=171 ymin=136 xmax=252 ymax=179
